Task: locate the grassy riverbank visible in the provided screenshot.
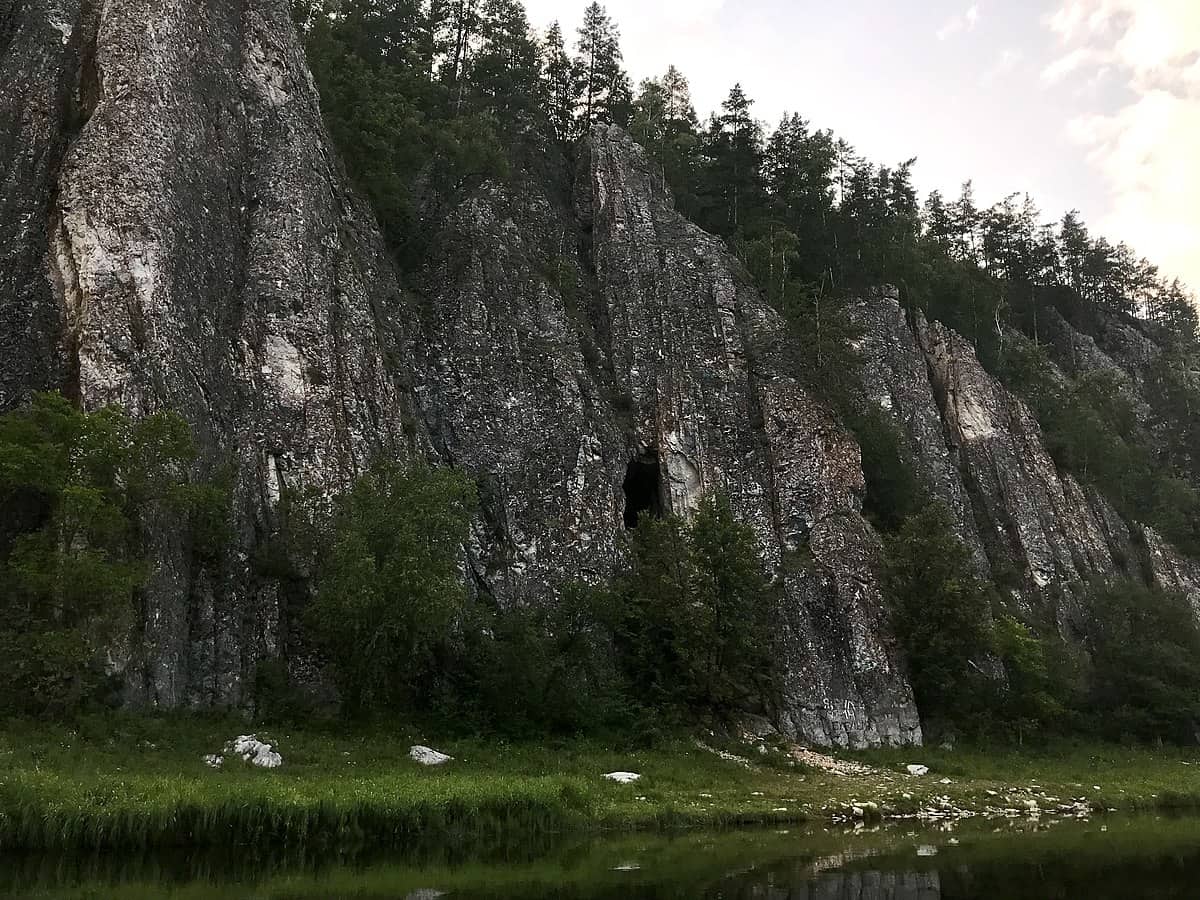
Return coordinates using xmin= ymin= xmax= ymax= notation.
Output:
xmin=4 ymin=716 xmax=1200 ymax=851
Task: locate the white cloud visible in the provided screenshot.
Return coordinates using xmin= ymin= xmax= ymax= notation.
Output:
xmin=1042 ymin=47 xmax=1108 ymax=83
xmin=1046 ymin=0 xmax=1200 ymax=292
xmin=981 ymin=48 xmax=1024 ymax=86
xmin=937 ymin=3 xmax=982 ymax=41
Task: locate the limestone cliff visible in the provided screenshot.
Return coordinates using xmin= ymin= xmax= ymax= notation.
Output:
xmin=851 ymin=291 xmax=1200 ymax=638
xmin=2 ymin=0 xmax=1197 ymax=746
xmin=2 ymin=0 xmax=412 ymax=707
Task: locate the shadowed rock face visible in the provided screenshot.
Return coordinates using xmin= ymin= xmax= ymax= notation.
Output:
xmin=2 ymin=2 xmax=1196 ymax=746
xmin=851 ymin=291 xmax=1200 ymax=638
xmin=413 ymin=128 xmax=921 ymax=747
xmin=1 ymin=0 xmax=412 ymax=707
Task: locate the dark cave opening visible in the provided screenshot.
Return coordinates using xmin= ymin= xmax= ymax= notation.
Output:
xmin=623 ymin=452 xmax=664 ymax=530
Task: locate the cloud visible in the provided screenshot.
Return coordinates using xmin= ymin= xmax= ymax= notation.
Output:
xmin=1042 ymin=47 xmax=1108 ymax=83
xmin=937 ymin=3 xmax=982 ymax=41
xmin=981 ymin=48 xmax=1024 ymax=86
xmin=1045 ymin=0 xmax=1200 ymax=292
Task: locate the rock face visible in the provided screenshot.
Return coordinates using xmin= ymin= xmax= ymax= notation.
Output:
xmin=850 ymin=291 xmax=1199 ymax=637
xmin=414 ymin=128 xmax=921 ymax=747
xmin=3 ymin=3 xmax=1198 ymax=746
xmin=850 ymin=291 xmax=990 ymax=578
xmin=917 ymin=318 xmax=1121 ymax=630
xmin=1 ymin=0 xmax=412 ymax=707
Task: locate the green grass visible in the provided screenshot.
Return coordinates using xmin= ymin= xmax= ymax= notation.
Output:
xmin=851 ymin=739 xmax=1200 ymax=812
xmin=4 ymin=716 xmax=1200 ymax=853
xmin=0 ymin=717 xmax=817 ymax=852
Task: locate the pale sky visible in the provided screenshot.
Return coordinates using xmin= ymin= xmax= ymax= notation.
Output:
xmin=523 ymin=0 xmax=1200 ymax=293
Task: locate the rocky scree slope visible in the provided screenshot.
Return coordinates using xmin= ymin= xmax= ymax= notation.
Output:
xmin=2 ymin=1 xmax=1196 ymax=745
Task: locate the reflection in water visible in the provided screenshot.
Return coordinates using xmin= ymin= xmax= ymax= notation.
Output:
xmin=2 ymin=815 xmax=1200 ymax=898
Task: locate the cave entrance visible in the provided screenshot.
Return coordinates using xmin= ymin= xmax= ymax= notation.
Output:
xmin=623 ymin=451 xmax=664 ymax=529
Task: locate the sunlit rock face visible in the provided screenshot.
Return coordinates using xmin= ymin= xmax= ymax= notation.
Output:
xmin=852 ymin=291 xmax=1120 ymax=633
xmin=852 ymin=291 xmax=1200 ymax=639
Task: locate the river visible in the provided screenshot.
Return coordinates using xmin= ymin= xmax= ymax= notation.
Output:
xmin=2 ymin=814 xmax=1198 ymax=898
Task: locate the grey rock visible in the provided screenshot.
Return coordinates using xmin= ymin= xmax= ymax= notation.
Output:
xmin=2 ymin=0 xmax=412 ymax=706
xmin=6 ymin=3 xmax=1200 ymax=749
xmin=849 ymin=291 xmax=990 ymax=577
xmin=916 ymin=318 xmax=1118 ymax=631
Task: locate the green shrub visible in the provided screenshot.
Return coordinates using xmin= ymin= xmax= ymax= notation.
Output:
xmin=459 ymin=582 xmax=631 ymax=737
xmin=609 ymin=495 xmax=783 ymax=728
xmin=0 ymin=393 xmax=221 ymax=717
xmin=991 ymin=614 xmax=1075 ymax=743
xmin=1083 ymin=579 xmax=1200 ymax=744
xmin=303 ymin=461 xmax=478 ymax=717
xmin=883 ymin=504 xmax=995 ymax=731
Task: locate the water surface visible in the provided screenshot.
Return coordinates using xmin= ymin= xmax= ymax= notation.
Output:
xmin=3 ymin=814 xmax=1200 ymax=898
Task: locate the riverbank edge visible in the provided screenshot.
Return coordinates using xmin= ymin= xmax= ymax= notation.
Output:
xmin=4 ymin=723 xmax=1200 ymax=852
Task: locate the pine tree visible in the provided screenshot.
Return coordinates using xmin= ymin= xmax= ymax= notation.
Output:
xmin=631 ymin=66 xmax=702 ymax=209
xmin=575 ymin=3 xmax=632 ymax=130
xmin=541 ymin=21 xmax=580 ymax=141
xmin=1059 ymin=210 xmax=1091 ymax=298
xmin=701 ymin=84 xmax=765 ymax=237
xmin=474 ymin=0 xmax=542 ymax=119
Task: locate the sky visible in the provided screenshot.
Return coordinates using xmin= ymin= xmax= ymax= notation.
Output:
xmin=522 ymin=0 xmax=1200 ymax=293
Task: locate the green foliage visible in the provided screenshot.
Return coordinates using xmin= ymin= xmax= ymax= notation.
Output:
xmin=1084 ymin=579 xmax=1200 ymax=744
xmin=997 ymin=334 xmax=1200 ymax=556
xmin=991 ymin=615 xmax=1073 ymax=743
xmin=304 ymin=461 xmax=478 ymax=716
xmin=607 ymin=496 xmax=781 ymax=727
xmin=575 ymin=2 xmax=633 ymax=130
xmin=848 ymin=410 xmax=924 ymax=532
xmin=883 ymin=504 xmax=995 ymax=730
xmin=458 ymin=582 xmax=630 ymax=737
xmin=299 ymin=0 xmax=513 ymax=267
xmin=0 ymin=393 xmax=222 ymax=717
xmin=630 ymin=66 xmax=703 ymax=215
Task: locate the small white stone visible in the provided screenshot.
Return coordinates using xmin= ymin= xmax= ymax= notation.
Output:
xmin=224 ymin=735 xmax=283 ymax=769
xmin=202 ymin=754 xmax=224 ymax=768
xmin=410 ymin=746 xmax=453 ymax=766
xmin=603 ymin=771 xmax=641 ymax=784
xmin=907 ymin=764 xmax=930 ymax=777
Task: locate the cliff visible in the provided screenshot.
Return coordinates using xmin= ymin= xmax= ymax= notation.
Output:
xmin=2 ymin=0 xmax=1196 ymax=746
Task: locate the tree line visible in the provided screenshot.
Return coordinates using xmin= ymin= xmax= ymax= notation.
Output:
xmin=2 ymin=396 xmax=1198 ymax=745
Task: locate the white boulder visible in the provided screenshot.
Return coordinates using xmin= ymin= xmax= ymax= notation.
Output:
xmin=906 ymin=764 xmax=930 ymax=777
xmin=410 ymin=745 xmax=453 ymax=766
xmin=225 ymin=735 xmax=283 ymax=769
xmin=603 ymin=771 xmax=641 ymax=784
